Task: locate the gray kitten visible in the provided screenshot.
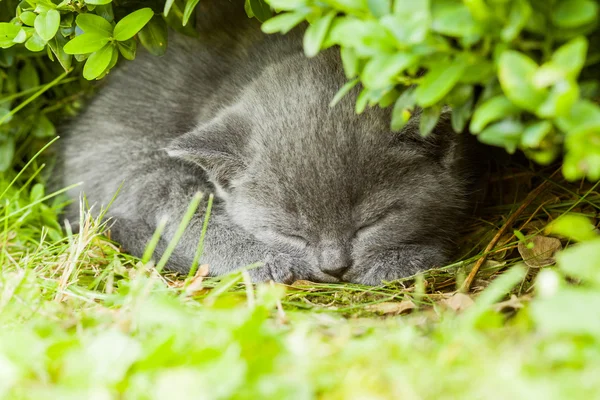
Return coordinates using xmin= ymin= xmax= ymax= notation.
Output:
xmin=59 ymin=2 xmax=473 ymax=285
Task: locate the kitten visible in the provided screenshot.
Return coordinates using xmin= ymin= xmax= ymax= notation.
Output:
xmin=58 ymin=2 xmax=474 ymax=285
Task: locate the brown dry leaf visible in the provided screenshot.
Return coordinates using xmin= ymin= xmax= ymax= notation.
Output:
xmin=184 ymin=264 xmax=210 ymax=296
xmin=518 ymin=235 xmax=562 ymax=268
xmin=441 ymin=293 xmax=474 ymax=312
xmin=365 ymin=300 xmax=416 ymax=315
xmin=492 ymin=294 xmax=530 ymax=312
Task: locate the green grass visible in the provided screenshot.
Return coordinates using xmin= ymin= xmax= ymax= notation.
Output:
xmin=3 ymin=49 xmax=600 ymax=400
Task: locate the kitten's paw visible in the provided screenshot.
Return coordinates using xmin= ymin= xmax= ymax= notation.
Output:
xmin=345 ymin=245 xmax=449 ymax=286
xmin=247 ymin=253 xmax=307 ymax=284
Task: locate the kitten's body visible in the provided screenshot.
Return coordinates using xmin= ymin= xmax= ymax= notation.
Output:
xmin=59 ymin=2 xmax=474 ymax=284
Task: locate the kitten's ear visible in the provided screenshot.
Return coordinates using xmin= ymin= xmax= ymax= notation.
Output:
xmin=166 ymin=115 xmax=248 ymax=196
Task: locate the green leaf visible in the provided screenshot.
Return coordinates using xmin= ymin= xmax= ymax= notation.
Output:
xmin=18 ymin=61 xmax=39 ymax=91
xmin=431 ymin=0 xmax=481 ymax=38
xmin=32 ymin=114 xmax=56 ymax=138
xmin=367 ymin=0 xmax=391 ymax=17
xmin=76 ymin=13 xmax=113 ymax=36
xmin=261 ymin=11 xmax=309 ymax=34
xmin=164 ymin=0 xmax=175 ymax=17
xmin=498 ymin=51 xmax=547 ymax=113
xmin=303 ymin=10 xmax=336 ymax=57
xmin=551 ymin=0 xmax=598 ymax=28
xmin=117 ymin=39 xmax=137 ymax=60
xmin=19 ymin=11 xmax=37 ymax=26
xmin=470 ymin=95 xmax=520 ymax=133
xmin=183 ymin=0 xmax=200 ymax=26
xmin=558 ymin=239 xmax=600 ymax=286
xmin=478 ymin=120 xmax=523 ymax=153
xmin=547 ymin=214 xmax=598 ymax=242
xmin=113 ymin=8 xmax=154 ymax=42
xmin=138 ymin=16 xmax=168 ymax=57
xmin=330 ymin=78 xmax=359 ymax=107
xmin=533 ymin=37 xmax=588 ymax=88
xmin=83 ymin=44 xmax=114 ymax=80
xmin=63 ymin=32 xmax=110 ymax=54
xmin=391 ymin=88 xmax=416 ymax=132
xmin=249 ymin=0 xmax=273 ymax=23
xmin=48 ymin=33 xmax=72 ymax=70
xmin=521 ymin=121 xmax=553 ymax=148
xmin=34 ymin=9 xmax=60 ymax=41
xmin=536 ymin=80 xmax=579 ymax=118
xmin=382 ymin=0 xmax=430 ymax=44
xmin=85 ymin=0 xmax=112 ymax=4
xmin=0 ymin=23 xmax=22 ymax=48
xmin=12 ymin=28 xmax=28 ymax=44
xmin=25 ymin=32 xmax=46 ymax=52
xmin=555 ymin=100 xmax=600 ymax=134
xmin=0 ymin=137 xmax=15 ymax=172
xmin=415 ymin=56 xmax=468 ymax=107
xmin=448 ymin=84 xmax=474 ymax=133
xmin=419 ymin=105 xmax=442 ymax=137
xmin=339 ymin=46 xmax=359 ymax=79
xmin=361 ymin=52 xmax=417 ymax=89
xmin=501 ymin=0 xmax=531 ymax=42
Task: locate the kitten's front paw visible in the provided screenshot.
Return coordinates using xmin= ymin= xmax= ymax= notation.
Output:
xmin=345 ymin=245 xmax=449 ymax=286
xmin=247 ymin=253 xmax=307 ymax=284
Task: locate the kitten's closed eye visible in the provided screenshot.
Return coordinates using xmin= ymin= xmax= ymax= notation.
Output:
xmin=353 ymin=213 xmax=389 ymax=239
xmin=266 ymin=231 xmax=309 ymax=254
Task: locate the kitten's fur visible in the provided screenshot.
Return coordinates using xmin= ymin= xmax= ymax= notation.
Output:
xmin=59 ymin=1 xmax=473 ymax=285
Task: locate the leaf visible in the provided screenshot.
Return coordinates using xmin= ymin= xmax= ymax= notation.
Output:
xmin=415 ymin=56 xmax=468 ymax=107
xmin=85 ymin=0 xmax=112 ymax=4
xmin=517 ymin=235 xmax=562 ymax=268
xmin=431 ymin=0 xmax=481 ymax=38
xmin=533 ymin=37 xmax=588 ymax=88
xmin=138 ymin=16 xmax=167 ymax=57
xmin=361 ymin=52 xmax=417 ymax=89
xmin=330 ymin=78 xmax=359 ymax=107
xmin=25 ymin=32 xmax=46 ymax=52
xmin=0 ymin=23 xmax=22 ymax=48
xmin=498 ymin=51 xmax=547 ymax=113
xmin=249 ymin=0 xmax=273 ymax=23
xmin=83 ymin=44 xmax=114 ymax=80
xmin=48 ymin=32 xmax=73 ymax=70
xmin=419 ymin=105 xmax=442 ymax=137
xmin=551 ymin=0 xmax=598 ymax=28
xmin=546 ymin=214 xmax=598 ymax=242
xmin=76 ymin=13 xmax=113 ymax=36
xmin=441 ymin=293 xmax=474 ymax=312
xmin=365 ymin=300 xmax=416 ymax=315
xmin=557 ymin=238 xmax=600 ymax=285
xmin=303 ymin=10 xmax=336 ymax=57
xmin=117 ymin=39 xmax=137 ymax=60
xmin=19 ymin=11 xmax=37 ymax=26
xmin=164 ymin=0 xmax=175 ymax=17
xmin=0 ymin=137 xmax=15 ymax=172
xmin=478 ymin=119 xmax=523 ymax=153
xmin=470 ymin=95 xmax=520 ymax=133
xmin=261 ymin=11 xmax=308 ymax=34
xmin=382 ymin=0 xmax=430 ymax=44
xmin=34 ymin=9 xmax=60 ymax=42
xmin=367 ymin=0 xmax=391 ymax=17
xmin=113 ymin=8 xmax=154 ymax=42
xmin=63 ymin=32 xmax=110 ymax=54
xmin=18 ymin=61 xmax=39 ymax=91
xmin=521 ymin=120 xmax=553 ymax=148
xmin=32 ymin=114 xmax=56 ymax=138
xmin=12 ymin=28 xmax=28 ymax=44
xmin=340 ymin=46 xmax=359 ymax=79
xmin=183 ymin=0 xmax=200 ymax=26
xmin=501 ymin=0 xmax=531 ymax=42
xmin=391 ymin=87 xmax=416 ymax=132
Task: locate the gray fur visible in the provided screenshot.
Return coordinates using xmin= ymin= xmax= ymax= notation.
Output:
xmin=58 ymin=2 xmax=473 ymax=285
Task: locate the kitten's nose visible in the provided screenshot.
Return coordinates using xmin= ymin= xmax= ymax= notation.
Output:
xmin=320 ymin=247 xmax=351 ymax=278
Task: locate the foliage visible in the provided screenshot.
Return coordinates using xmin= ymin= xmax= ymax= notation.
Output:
xmin=261 ymin=0 xmax=600 ymax=181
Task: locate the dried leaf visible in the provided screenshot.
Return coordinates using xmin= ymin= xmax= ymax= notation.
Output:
xmin=184 ymin=264 xmax=210 ymax=296
xmin=518 ymin=235 xmax=562 ymax=268
xmin=365 ymin=300 xmax=416 ymax=315
xmin=441 ymin=293 xmax=474 ymax=312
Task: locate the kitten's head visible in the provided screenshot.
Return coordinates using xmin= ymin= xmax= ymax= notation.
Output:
xmin=168 ymin=51 xmax=470 ymax=284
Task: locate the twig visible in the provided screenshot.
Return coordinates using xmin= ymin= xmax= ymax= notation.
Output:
xmin=461 ymin=170 xmax=559 ymax=291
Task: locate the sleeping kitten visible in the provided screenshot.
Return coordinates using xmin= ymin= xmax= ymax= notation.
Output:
xmin=59 ymin=2 xmax=473 ymax=285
